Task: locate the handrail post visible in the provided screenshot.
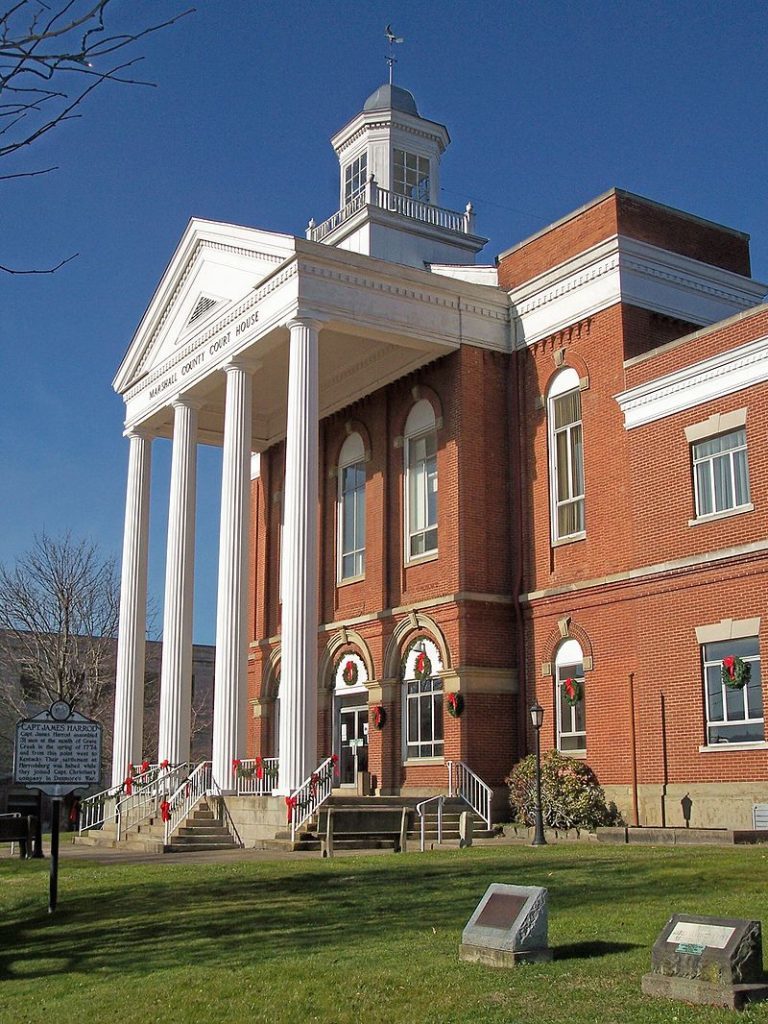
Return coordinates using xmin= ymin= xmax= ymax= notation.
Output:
xmin=420 ymin=810 xmax=425 ymax=853
xmin=438 ymin=797 xmax=443 ymax=846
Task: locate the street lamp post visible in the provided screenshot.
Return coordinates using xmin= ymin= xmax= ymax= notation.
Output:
xmin=530 ymin=701 xmax=547 ymax=846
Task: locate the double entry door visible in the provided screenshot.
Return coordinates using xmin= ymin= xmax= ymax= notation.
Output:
xmin=339 ymin=704 xmax=368 ymax=786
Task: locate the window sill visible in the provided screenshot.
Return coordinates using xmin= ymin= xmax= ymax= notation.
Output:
xmin=699 ymin=741 xmax=768 ymax=753
xmin=337 ymin=573 xmax=365 ymax=589
xmin=403 ymin=756 xmax=445 ymax=766
xmin=552 ymin=532 xmax=586 ymax=548
xmin=689 ymin=503 xmax=753 ymax=527
xmin=558 ymin=748 xmax=587 ymax=759
xmin=405 ymin=551 xmax=438 ymax=568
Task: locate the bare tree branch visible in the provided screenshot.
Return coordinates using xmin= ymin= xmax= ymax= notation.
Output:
xmin=1 ymin=0 xmax=193 ymax=274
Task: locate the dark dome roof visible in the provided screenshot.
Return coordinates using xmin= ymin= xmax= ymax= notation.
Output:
xmin=363 ymin=83 xmax=419 ymax=116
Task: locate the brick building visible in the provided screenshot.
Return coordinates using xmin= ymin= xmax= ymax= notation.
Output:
xmin=113 ymin=82 xmax=768 ymax=830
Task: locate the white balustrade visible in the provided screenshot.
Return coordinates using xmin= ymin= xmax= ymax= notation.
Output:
xmin=308 ymin=186 xmax=471 ymax=242
xmin=234 ymin=757 xmax=279 ymax=795
xmin=288 ymin=755 xmax=336 ymax=841
xmin=447 ymin=760 xmax=492 ymax=829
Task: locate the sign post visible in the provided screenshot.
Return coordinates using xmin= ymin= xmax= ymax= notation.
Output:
xmin=14 ymin=700 xmax=102 ymax=914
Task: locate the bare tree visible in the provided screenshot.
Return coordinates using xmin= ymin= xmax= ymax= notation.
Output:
xmin=1 ymin=0 xmax=192 ymax=273
xmin=0 ymin=532 xmax=119 ymax=718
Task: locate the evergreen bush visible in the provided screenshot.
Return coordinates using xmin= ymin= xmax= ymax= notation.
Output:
xmin=505 ymin=750 xmax=620 ymax=831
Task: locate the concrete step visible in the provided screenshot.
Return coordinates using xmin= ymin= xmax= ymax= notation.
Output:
xmin=170 ymin=834 xmax=237 ymax=848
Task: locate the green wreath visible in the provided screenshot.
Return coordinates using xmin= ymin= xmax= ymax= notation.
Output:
xmin=722 ymin=655 xmax=751 ymax=690
xmin=336 ymin=656 xmax=359 ymax=686
xmin=561 ymin=676 xmax=583 ymax=707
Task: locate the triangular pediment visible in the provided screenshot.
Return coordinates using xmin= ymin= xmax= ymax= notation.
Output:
xmin=114 ymin=219 xmax=296 ymax=393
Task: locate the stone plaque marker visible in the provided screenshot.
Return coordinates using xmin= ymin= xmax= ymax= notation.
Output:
xmin=459 ymin=883 xmax=551 ymax=967
xmin=642 ymin=913 xmax=768 ymax=1010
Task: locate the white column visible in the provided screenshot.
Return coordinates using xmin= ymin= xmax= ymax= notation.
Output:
xmin=278 ymin=318 xmax=320 ymax=793
xmin=212 ymin=362 xmax=252 ymax=791
xmin=111 ymin=428 xmax=152 ymax=786
xmin=157 ymin=398 xmax=198 ymax=765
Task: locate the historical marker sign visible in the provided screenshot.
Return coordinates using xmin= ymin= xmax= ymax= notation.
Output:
xmin=459 ymin=883 xmax=552 ymax=967
xmin=14 ymin=700 xmax=102 ymax=797
xmin=642 ymin=913 xmax=768 ymax=1010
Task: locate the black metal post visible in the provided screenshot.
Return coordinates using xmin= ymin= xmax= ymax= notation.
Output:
xmin=532 ymin=721 xmax=547 ymax=846
xmin=49 ymin=798 xmax=61 ymax=914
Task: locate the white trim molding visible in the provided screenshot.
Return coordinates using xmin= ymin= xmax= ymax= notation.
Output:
xmin=509 ymin=234 xmax=767 ymax=349
xmin=617 ymin=334 xmax=768 ymax=429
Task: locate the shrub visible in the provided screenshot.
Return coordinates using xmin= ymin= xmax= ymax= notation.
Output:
xmin=505 ymin=750 xmax=620 ymax=831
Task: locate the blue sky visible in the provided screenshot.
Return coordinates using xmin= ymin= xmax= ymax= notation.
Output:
xmin=2 ymin=1 xmax=767 ymax=645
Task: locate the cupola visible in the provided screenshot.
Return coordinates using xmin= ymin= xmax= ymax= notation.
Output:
xmin=306 ymin=84 xmax=487 ymax=268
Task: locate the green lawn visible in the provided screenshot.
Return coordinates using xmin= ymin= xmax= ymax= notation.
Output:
xmin=2 ymin=843 xmax=768 ymax=1023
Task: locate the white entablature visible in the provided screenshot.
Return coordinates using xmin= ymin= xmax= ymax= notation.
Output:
xmin=114 ymin=221 xmax=510 ymax=450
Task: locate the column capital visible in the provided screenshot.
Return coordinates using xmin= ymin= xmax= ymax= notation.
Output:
xmin=221 ymin=355 xmax=261 ymax=376
xmin=286 ymin=315 xmax=323 ymax=334
xmin=123 ymin=423 xmax=153 ymax=441
xmin=172 ymin=394 xmax=204 ymax=413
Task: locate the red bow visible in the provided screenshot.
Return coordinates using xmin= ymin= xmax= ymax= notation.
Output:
xmin=285 ymin=795 xmax=297 ymax=822
xmin=255 ymin=755 xmax=263 ymax=780
xmin=160 ymin=799 xmax=171 ymax=823
xmin=564 ymin=677 xmax=576 ymax=700
xmin=232 ymin=758 xmax=241 ymax=773
xmin=723 ymin=656 xmax=736 ymax=679
xmin=331 ymin=753 xmax=340 ymax=778
xmin=140 ymin=760 xmax=150 ymax=774
xmin=124 ymin=775 xmax=133 ymax=795
xmin=160 ymin=759 xmax=169 ymax=770
xmin=416 ymin=651 xmax=426 ymax=674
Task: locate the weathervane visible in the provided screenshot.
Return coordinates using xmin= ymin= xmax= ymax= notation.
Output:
xmin=385 ymin=24 xmax=404 ymax=85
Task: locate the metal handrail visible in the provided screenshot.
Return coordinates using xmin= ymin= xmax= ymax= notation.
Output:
xmin=235 ymin=757 xmax=279 ymax=795
xmin=78 ymin=763 xmax=170 ymax=833
xmin=115 ymin=763 xmax=189 ymax=841
xmin=289 ymin=755 xmax=335 ymax=842
xmin=447 ymin=760 xmax=492 ymax=829
xmin=163 ymin=761 xmax=211 ymax=845
xmin=416 ymin=795 xmax=445 ymax=852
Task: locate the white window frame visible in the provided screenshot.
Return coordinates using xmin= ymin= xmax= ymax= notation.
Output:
xmin=343 ymin=153 xmax=367 ymax=204
xmin=555 ymin=638 xmax=586 ymax=754
xmin=691 ymin=427 xmax=750 ymax=521
xmin=393 ymin=148 xmax=430 ymax=203
xmin=404 ymin=675 xmax=444 ymax=760
xmin=337 ymin=432 xmax=366 ymax=583
xmin=701 ymin=636 xmax=763 ymax=746
xmin=404 ymin=400 xmax=438 ymax=564
xmin=548 ymin=369 xmax=585 ymax=543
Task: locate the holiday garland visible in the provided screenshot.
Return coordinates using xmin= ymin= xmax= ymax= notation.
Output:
xmin=722 ymin=655 xmax=751 ymax=690
xmin=561 ymin=676 xmax=583 ymax=707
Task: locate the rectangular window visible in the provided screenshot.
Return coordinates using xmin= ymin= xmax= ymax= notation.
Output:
xmin=407 ymin=431 xmax=438 ymax=559
xmin=405 ymin=677 xmax=444 ymax=758
xmin=339 ymin=461 xmax=366 ymax=580
xmin=393 ymin=149 xmax=430 ymax=203
xmin=343 ymin=153 xmax=367 ymax=204
xmin=703 ymin=636 xmax=763 ymax=744
xmin=556 ymin=661 xmax=586 ymax=753
xmin=551 ymin=389 xmax=585 ymax=540
xmin=693 ymin=429 xmax=750 ymax=518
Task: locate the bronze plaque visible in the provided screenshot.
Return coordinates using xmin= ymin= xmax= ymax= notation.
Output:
xmin=475 ymin=893 xmax=526 ymax=930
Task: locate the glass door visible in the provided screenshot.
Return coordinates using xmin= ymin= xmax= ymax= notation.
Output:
xmin=339 ymin=705 xmax=369 ymax=786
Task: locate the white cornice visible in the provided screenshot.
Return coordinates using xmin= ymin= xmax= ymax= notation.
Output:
xmin=616 ymin=333 xmax=768 ymax=428
xmin=509 ymin=235 xmax=767 ymax=348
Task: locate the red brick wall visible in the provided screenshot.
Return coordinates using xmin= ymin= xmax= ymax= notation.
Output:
xmin=498 ymin=189 xmax=750 ymax=291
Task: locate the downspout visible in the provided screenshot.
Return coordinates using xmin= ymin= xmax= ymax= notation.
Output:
xmin=509 ymin=318 xmax=529 ymax=763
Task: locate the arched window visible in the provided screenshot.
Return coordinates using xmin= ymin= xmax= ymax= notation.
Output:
xmin=402 ymin=639 xmax=444 ymax=760
xmin=337 ymin=432 xmax=366 ymax=581
xmin=555 ymin=638 xmax=586 ymax=753
xmin=404 ymin=399 xmax=438 ymax=561
xmin=548 ymin=368 xmax=585 ymax=542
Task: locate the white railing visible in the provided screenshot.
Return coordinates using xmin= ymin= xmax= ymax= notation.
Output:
xmin=289 ymin=755 xmax=336 ymax=842
xmin=79 ymin=763 xmax=167 ymax=834
xmin=234 ymin=757 xmax=279 ymax=795
xmin=447 ymin=760 xmax=492 ymax=830
xmin=416 ymin=795 xmax=445 ymax=852
xmin=307 ymin=178 xmax=474 ymax=243
xmin=163 ymin=761 xmax=212 ymax=845
xmin=78 ymin=782 xmax=123 ymax=833
xmin=115 ymin=763 xmax=189 ymax=842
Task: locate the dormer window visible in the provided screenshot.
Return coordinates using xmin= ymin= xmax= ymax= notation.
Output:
xmin=344 ymin=153 xmax=367 ymax=204
xmin=394 ymin=149 xmax=430 ymax=203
